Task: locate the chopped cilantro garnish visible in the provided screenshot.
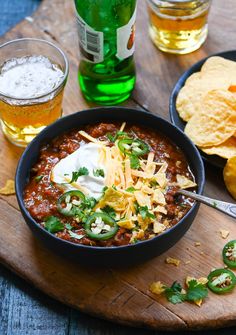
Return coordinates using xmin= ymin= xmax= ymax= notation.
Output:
xmin=150 ymin=180 xmax=158 ymax=187
xmin=126 ymin=187 xmax=137 ymax=193
xmin=75 ymin=197 xmax=97 ymax=223
xmin=186 ymin=280 xmax=208 ymax=302
xmin=158 ymin=280 xmax=208 ymax=305
xmin=93 ymin=168 xmax=105 ymax=178
xmin=101 ymin=206 xmax=116 ymax=219
xmin=102 ymin=186 xmax=108 ymax=194
xmin=35 ymin=175 xmax=43 ymax=182
xmin=82 ymin=197 xmax=97 ymax=210
xmin=212 ymin=201 xmax=218 ymax=208
xmin=129 ymin=155 xmax=140 ymax=169
xmin=65 ymin=223 xmax=73 ymax=230
xmin=131 ymin=238 xmax=138 ymax=244
xmin=69 ymin=231 xmax=84 ymax=240
xmin=139 ymin=206 xmax=155 ymax=221
xmin=165 ymin=282 xmax=186 ymax=304
xmin=107 ymin=133 xmax=115 ymax=142
xmin=45 ymin=216 xmax=64 ymax=233
xmin=70 ymin=167 xmax=89 ymax=183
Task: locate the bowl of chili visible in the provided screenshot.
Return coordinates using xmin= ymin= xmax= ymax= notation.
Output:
xmin=15 ymin=107 xmax=205 ymax=266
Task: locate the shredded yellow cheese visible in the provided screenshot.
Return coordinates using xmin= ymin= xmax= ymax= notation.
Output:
xmin=78 ymin=123 xmax=197 ymax=242
xmin=78 ymin=130 xmax=108 ymax=145
xmin=119 ymin=122 xmax=126 ymax=132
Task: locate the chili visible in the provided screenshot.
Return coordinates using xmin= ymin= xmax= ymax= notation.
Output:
xmin=85 ymin=212 xmax=118 ymax=240
xmin=223 ymin=240 xmax=236 ymax=269
xmin=57 ymin=190 xmax=85 ymax=216
xmin=207 ymin=268 xmax=236 ymax=294
xmin=118 ymin=138 xmax=149 ymax=156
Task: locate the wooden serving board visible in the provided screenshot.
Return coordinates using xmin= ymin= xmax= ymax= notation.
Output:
xmin=0 ymin=0 xmax=236 ymax=331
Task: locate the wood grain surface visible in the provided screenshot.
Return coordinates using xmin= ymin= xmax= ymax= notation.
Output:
xmin=0 ymin=0 xmax=236 ymax=331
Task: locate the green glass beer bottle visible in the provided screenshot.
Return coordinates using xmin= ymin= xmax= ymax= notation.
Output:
xmin=74 ymin=0 xmax=137 ymax=105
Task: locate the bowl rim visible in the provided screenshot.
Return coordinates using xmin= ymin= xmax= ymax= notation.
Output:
xmin=15 ymin=106 xmax=205 ymax=251
xmin=169 ymin=49 xmax=236 ymax=169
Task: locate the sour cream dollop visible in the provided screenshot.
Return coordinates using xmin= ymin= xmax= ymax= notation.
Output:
xmin=51 ymin=143 xmax=106 ymax=199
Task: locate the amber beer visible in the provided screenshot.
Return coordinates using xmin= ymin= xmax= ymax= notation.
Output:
xmin=146 ymin=0 xmax=211 ymax=54
xmin=0 ymin=39 xmax=68 ymax=147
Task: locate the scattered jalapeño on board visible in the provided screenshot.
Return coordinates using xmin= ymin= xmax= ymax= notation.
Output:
xmin=74 ymin=0 xmax=137 ymax=105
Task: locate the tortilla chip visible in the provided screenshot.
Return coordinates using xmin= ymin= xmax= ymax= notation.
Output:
xmin=176 ymin=174 xmax=197 ymax=189
xmin=176 ymin=57 xmax=236 ymax=122
xmin=153 ymin=221 xmax=166 ymax=234
xmin=220 ymin=229 xmax=230 ymax=239
xmin=0 ymin=179 xmax=15 ymax=195
xmin=150 ymin=281 xmax=166 ymax=295
xmin=200 ymin=136 xmax=236 ymax=159
xmin=165 ymin=257 xmax=180 ymax=267
xmin=201 ymin=56 xmax=236 ymax=75
xmin=185 ymin=90 xmax=236 ymax=147
xmin=185 ymin=276 xmax=208 ymax=306
xmin=117 ymin=219 xmax=135 ymax=230
xmin=223 ymin=156 xmax=236 ymax=200
xmin=96 ymin=187 xmax=128 ymax=211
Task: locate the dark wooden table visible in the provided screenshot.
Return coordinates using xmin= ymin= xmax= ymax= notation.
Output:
xmin=1 ymin=263 xmax=236 ymax=334
xmin=1 ymin=0 xmax=236 ymax=334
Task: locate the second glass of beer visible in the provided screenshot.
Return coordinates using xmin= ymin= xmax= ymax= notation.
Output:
xmin=0 ymin=38 xmax=69 ymax=147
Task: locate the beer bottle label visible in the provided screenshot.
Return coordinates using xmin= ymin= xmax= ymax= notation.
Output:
xmin=76 ymin=13 xmax=104 ymax=63
xmin=116 ymin=7 xmax=136 ymax=60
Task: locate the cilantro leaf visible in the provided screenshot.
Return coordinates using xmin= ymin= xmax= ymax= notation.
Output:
xmin=129 ymin=155 xmax=140 ymax=169
xmin=45 ymin=216 xmax=64 ymax=233
xmin=139 ymin=206 xmax=155 ymax=220
xmin=69 ymin=230 xmax=84 ymax=240
xmin=149 ymin=180 xmax=158 ymax=187
xmin=35 ymin=175 xmax=43 ymax=182
xmin=82 ymin=197 xmax=97 ymax=210
xmin=70 ymin=167 xmax=89 ymax=183
xmin=75 ymin=197 xmax=97 ymax=223
xmin=101 ymin=206 xmax=116 ymax=219
xmin=126 ymin=187 xmax=137 ymax=193
xmin=65 ymin=223 xmax=73 ymax=230
xmin=186 ymin=280 xmax=208 ymax=302
xmin=107 ymin=133 xmax=115 ymax=142
xmin=212 ymin=201 xmax=218 ymax=208
xmin=101 ymin=186 xmax=108 ymax=195
xmin=164 ymin=281 xmax=186 ymax=304
xmin=93 ymin=168 xmax=105 ymax=178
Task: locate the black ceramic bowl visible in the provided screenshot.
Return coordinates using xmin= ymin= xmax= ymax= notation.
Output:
xmin=169 ymin=50 xmax=236 ymax=169
xmin=16 ymin=107 xmax=205 ymax=266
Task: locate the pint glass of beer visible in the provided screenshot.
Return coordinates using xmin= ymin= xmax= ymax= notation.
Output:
xmin=0 ymin=38 xmax=69 ymax=147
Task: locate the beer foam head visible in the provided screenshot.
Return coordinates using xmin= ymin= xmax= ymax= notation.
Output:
xmin=0 ymin=55 xmax=64 ymax=99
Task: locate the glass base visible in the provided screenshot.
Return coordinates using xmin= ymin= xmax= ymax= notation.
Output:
xmin=1 ymin=119 xmax=46 ymax=147
xmin=149 ymin=24 xmax=208 ymax=55
xmin=79 ymin=74 xmax=136 ymax=105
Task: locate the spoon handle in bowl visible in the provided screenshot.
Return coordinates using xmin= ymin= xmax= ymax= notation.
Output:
xmin=179 ymin=189 xmax=236 ymax=219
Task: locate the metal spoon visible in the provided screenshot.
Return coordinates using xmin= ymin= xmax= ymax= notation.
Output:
xmin=178 ymin=189 xmax=236 ymax=219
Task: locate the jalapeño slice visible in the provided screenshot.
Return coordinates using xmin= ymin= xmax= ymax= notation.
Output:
xmin=57 ymin=190 xmax=85 ymax=217
xmin=207 ymin=268 xmax=236 ymax=294
xmin=118 ymin=138 xmax=149 ymax=156
xmin=223 ymin=240 xmax=236 ymax=269
xmin=85 ymin=212 xmax=118 ymax=240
